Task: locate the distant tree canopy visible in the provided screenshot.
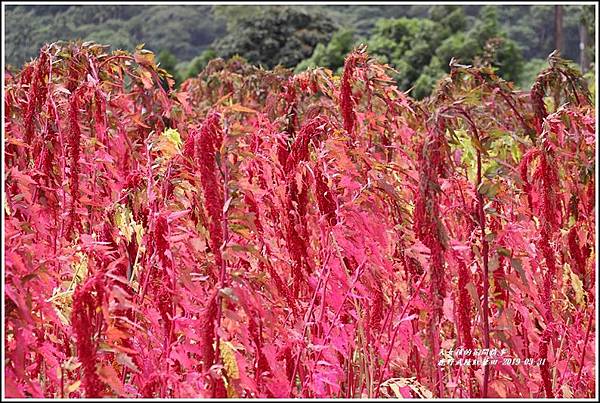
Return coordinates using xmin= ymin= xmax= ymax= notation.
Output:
xmin=4 ymin=5 xmax=224 ymax=66
xmin=295 ymin=28 xmax=358 ymax=74
xmin=129 ymin=6 xmax=225 ymax=61
xmin=157 ymin=50 xmax=182 ymax=86
xmin=182 ymin=49 xmax=218 ymax=80
xmin=298 ymin=6 xmax=525 ymax=99
xmin=4 ymin=4 xmax=595 ymax=97
xmin=213 ymin=7 xmax=337 ymax=69
xmin=432 ymin=6 xmax=524 ymax=83
xmin=368 ymin=17 xmax=451 ymax=94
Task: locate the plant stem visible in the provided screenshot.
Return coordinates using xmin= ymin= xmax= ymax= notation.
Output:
xmin=214 ymin=122 xmax=230 ymax=374
xmin=375 ymin=271 xmax=427 ymax=397
xmin=575 ymin=312 xmax=593 ymax=389
xmin=552 ymin=317 xmax=570 ymax=390
xmin=476 ymin=149 xmax=491 ymax=398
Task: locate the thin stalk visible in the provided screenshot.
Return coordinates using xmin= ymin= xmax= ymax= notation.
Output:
xmin=288 ymin=255 xmax=329 ymax=393
xmin=476 ymin=149 xmax=491 ymax=398
xmin=296 ymin=233 xmax=366 ymax=395
xmin=214 ymin=123 xmax=230 ymax=373
xmin=346 ymin=353 xmax=353 ymax=397
xmin=60 ymin=365 xmax=64 ymax=398
xmin=375 ymin=271 xmax=427 ymax=397
xmin=457 ymin=107 xmax=492 ymax=398
xmin=552 ymin=317 xmax=570 ymax=391
xmin=496 ymin=90 xmax=532 ymax=135
xmin=574 ymin=312 xmax=593 ymax=389
xmin=290 ymin=247 xmax=352 ymax=395
xmin=432 ymin=315 xmax=443 ymax=397
xmin=378 ymin=291 xmax=398 ymax=349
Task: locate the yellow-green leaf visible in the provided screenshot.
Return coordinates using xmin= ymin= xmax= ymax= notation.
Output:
xmin=220 ymin=340 xmax=239 ymax=380
xmin=567 ymin=263 xmax=586 ymax=306
xmin=66 ymin=380 xmax=81 ymax=393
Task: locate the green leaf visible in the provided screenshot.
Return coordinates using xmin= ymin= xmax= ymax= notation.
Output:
xmin=497 ymin=247 xmax=511 ymax=257
xmin=162 ymin=127 xmax=182 ymax=149
xmin=477 ymin=181 xmax=500 ymax=199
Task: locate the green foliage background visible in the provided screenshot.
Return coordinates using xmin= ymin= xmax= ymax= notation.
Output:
xmin=5 ymin=4 xmax=595 ymax=98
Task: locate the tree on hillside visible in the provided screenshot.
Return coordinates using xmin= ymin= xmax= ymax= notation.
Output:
xmin=366 ymin=6 xmax=465 ymax=98
xmin=435 ymin=6 xmax=523 ymax=82
xmin=295 ymin=28 xmax=358 ymax=74
xmin=213 ymin=7 xmax=337 ymax=68
xmin=157 ymin=49 xmax=181 ymax=87
xmin=129 ymin=6 xmax=225 ymax=61
xmin=183 ymin=49 xmax=218 ymax=79
xmin=366 ymin=6 xmax=523 ymax=98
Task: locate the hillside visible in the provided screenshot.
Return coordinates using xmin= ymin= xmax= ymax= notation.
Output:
xmin=6 ymin=4 xmax=594 ymax=69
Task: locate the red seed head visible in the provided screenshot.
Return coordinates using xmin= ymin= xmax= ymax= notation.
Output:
xmin=200 ymin=290 xmax=219 ymax=372
xmin=71 ymin=275 xmax=105 ymax=397
xmin=530 ymin=78 xmax=547 ymax=133
xmin=414 ymin=127 xmax=447 ymax=309
xmin=66 ymin=89 xmax=83 ymax=238
xmin=197 ymin=112 xmax=225 ymax=272
xmin=182 ymin=127 xmax=200 ymax=161
xmin=538 ymin=331 xmax=554 ymax=397
xmin=340 ymin=51 xmax=367 ymax=135
xmin=154 ymin=212 xmax=171 ymax=269
xmin=568 ymin=227 xmax=585 ymax=276
xmin=369 ymin=286 xmax=384 ymax=334
xmin=314 ymin=166 xmax=337 ymax=226
xmin=93 ymin=89 xmax=107 ymax=142
xmin=24 ymin=51 xmax=49 ymax=150
xmin=285 ymin=116 xmax=327 ymax=172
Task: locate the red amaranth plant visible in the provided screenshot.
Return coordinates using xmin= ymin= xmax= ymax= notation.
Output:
xmin=568 ymin=227 xmax=587 ymax=278
xmin=152 ymin=212 xmax=175 ymax=342
xmin=457 ymin=259 xmax=474 ymax=350
xmin=283 ymin=117 xmax=329 ymax=297
xmin=71 ymin=274 xmax=106 ymax=397
xmin=413 ymin=123 xmax=448 ymax=397
xmin=314 ymin=165 xmax=337 ymax=226
xmin=197 ymin=112 xmax=225 ymax=277
xmin=340 ymin=47 xmax=368 ymax=135
xmin=3 ymin=44 xmax=595 ymax=399
xmin=200 ymin=290 xmax=219 ymax=373
xmin=66 ymin=90 xmax=82 ymax=239
xmin=24 ymin=50 xmax=49 ymax=152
